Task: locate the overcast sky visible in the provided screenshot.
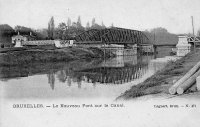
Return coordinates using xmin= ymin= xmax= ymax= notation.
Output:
xmin=0 ymin=0 xmax=199 ymax=34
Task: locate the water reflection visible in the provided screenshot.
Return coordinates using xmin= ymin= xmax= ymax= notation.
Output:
xmin=0 ymin=54 xmax=168 ymax=99
xmin=0 ymin=55 xmax=158 ymax=87
xmin=47 ymin=70 xmax=55 ymax=90
xmin=43 ymin=55 xmax=155 ymax=90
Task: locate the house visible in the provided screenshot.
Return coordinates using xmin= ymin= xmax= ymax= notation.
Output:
xmin=12 ymin=32 xmax=36 ymax=47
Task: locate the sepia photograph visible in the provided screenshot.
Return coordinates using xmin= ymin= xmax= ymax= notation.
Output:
xmin=0 ymin=0 xmax=200 ymax=127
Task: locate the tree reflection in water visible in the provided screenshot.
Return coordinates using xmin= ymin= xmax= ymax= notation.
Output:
xmin=0 ymin=55 xmax=166 ymax=91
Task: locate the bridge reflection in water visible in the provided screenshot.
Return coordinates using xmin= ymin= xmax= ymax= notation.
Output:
xmin=47 ymin=55 xmax=166 ymax=90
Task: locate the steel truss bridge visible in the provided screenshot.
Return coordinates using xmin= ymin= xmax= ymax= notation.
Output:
xmin=74 ymin=27 xmax=150 ymax=45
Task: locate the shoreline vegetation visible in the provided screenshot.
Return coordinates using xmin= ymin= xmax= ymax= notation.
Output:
xmin=0 ymin=47 xmax=115 ymax=66
xmin=118 ymin=49 xmax=200 ymax=100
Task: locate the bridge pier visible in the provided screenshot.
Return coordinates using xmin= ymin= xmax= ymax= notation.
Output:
xmin=176 ymin=35 xmax=191 ymax=57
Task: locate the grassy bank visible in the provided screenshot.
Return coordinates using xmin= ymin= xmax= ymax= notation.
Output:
xmin=0 ymin=47 xmax=115 ymax=66
xmin=118 ymin=49 xmax=200 ymax=100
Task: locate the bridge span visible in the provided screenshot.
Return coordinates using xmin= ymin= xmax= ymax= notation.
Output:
xmin=74 ymin=27 xmax=150 ymax=45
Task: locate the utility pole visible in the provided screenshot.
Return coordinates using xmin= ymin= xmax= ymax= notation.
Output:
xmin=191 ymin=16 xmax=195 ymax=36
xmin=191 ymin=16 xmax=196 ymax=51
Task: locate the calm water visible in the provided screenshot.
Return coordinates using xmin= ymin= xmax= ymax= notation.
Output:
xmin=0 ymin=47 xmax=171 ymax=100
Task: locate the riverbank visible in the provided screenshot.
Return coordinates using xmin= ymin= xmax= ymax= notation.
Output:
xmin=0 ymin=47 xmax=115 ymax=66
xmin=118 ymin=49 xmax=200 ymax=100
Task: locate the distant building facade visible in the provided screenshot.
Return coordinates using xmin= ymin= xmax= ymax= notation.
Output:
xmin=12 ymin=32 xmax=36 ymax=47
xmin=11 ymin=31 xmax=75 ymax=48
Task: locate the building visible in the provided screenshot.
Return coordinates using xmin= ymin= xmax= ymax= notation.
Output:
xmin=11 ymin=31 xmax=75 ymax=48
xmin=12 ymin=32 xmax=36 ymax=47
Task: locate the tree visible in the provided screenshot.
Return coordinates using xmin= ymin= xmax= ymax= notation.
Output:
xmin=76 ymin=16 xmax=84 ymax=33
xmin=77 ymin=16 xmax=82 ymax=27
xmin=91 ymin=23 xmax=103 ymax=30
xmin=14 ymin=25 xmax=33 ymax=35
xmin=67 ymin=17 xmax=71 ymax=28
xmin=54 ymin=22 xmax=67 ymax=39
xmin=58 ymin=23 xmax=67 ymax=31
xmin=0 ymin=24 xmax=15 ymax=47
xmin=68 ymin=22 xmax=78 ymax=37
xmin=48 ymin=16 xmax=55 ymax=39
xmin=110 ymin=23 xmax=114 ymax=28
xmin=101 ymin=21 xmax=106 ymax=28
xmin=86 ymin=22 xmax=90 ymax=30
xmin=150 ymin=27 xmax=168 ymax=34
xmin=71 ymin=22 xmax=77 ymax=28
xmin=92 ymin=18 xmax=96 ymax=26
xmin=35 ymin=29 xmax=48 ymax=40
xmin=145 ymin=27 xmax=178 ymax=44
xmin=0 ymin=24 xmax=15 ymax=36
xmin=14 ymin=25 xmax=48 ymax=40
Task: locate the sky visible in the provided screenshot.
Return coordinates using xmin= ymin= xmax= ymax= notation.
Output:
xmin=0 ymin=0 xmax=200 ymax=34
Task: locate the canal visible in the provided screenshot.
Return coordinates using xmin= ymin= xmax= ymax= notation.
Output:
xmin=0 ymin=47 xmax=172 ymax=101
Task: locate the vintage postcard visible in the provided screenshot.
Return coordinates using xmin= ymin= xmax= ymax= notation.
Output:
xmin=0 ymin=0 xmax=200 ymax=127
